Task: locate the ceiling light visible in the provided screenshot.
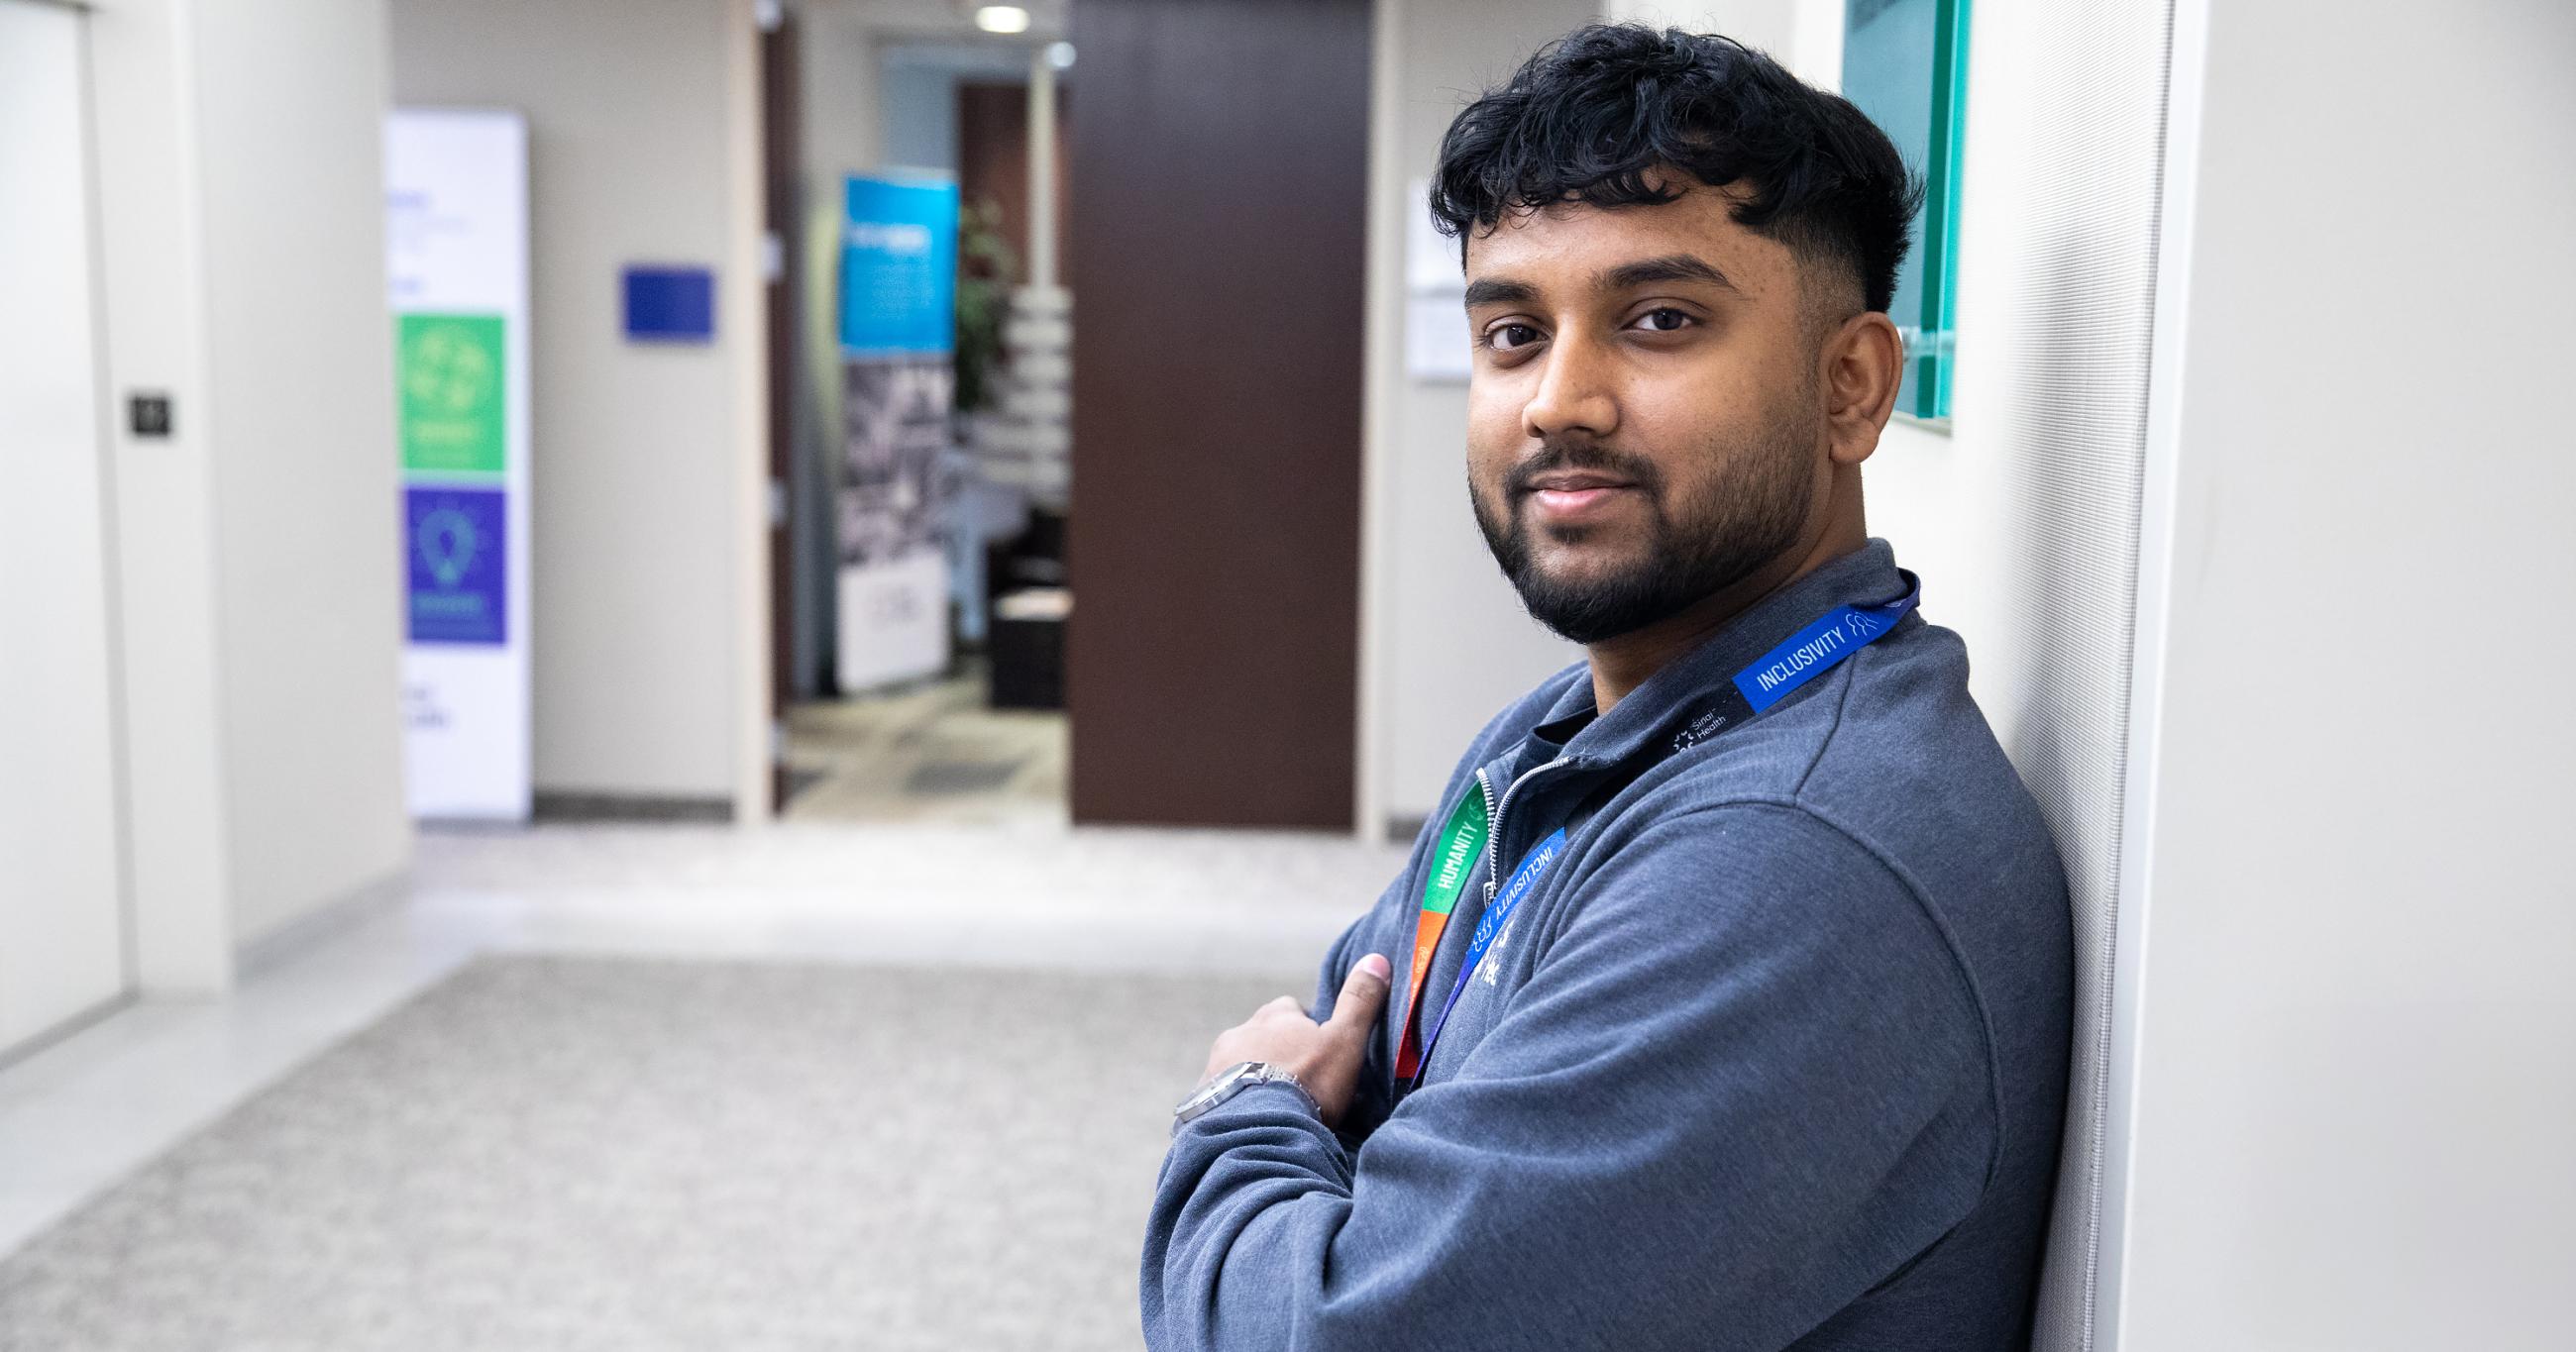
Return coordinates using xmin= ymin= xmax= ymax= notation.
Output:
xmin=975 ymin=5 xmax=1030 ymax=34
xmin=1047 ymin=41 xmax=1075 ymax=69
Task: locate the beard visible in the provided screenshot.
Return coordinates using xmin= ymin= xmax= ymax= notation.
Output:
xmin=1472 ymin=405 xmax=1815 ymax=646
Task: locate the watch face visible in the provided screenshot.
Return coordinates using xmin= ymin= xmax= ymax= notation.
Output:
xmin=1179 ymin=1063 xmax=1260 ymax=1118
xmin=1203 ymin=1062 xmax=1256 ymax=1101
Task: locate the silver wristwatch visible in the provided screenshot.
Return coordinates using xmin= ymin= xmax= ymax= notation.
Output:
xmin=1171 ymin=1061 xmax=1320 ymax=1133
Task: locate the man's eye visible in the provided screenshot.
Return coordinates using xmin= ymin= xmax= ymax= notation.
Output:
xmin=1635 ymin=308 xmax=1693 ymax=333
xmin=1485 ymin=323 xmax=1542 ymax=352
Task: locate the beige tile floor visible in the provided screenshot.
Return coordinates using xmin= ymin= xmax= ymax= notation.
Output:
xmin=782 ymin=666 xmax=1067 ymax=827
xmin=0 ymin=819 xmax=1409 ymax=1265
xmin=0 ymin=955 xmax=1288 ymax=1350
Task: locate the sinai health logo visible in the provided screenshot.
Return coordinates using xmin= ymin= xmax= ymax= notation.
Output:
xmin=848 ymin=221 xmax=934 ymax=256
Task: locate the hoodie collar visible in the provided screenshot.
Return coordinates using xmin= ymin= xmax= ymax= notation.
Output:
xmin=1535 ymin=539 xmax=1912 ymax=770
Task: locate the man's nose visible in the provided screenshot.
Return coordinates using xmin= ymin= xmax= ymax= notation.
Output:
xmin=1521 ymin=332 xmax=1619 ymax=443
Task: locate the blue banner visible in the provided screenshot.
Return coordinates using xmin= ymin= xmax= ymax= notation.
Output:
xmin=840 ymin=175 xmax=959 ymax=358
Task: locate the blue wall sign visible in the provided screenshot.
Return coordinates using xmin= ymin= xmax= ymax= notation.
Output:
xmin=622 ymin=265 xmax=715 ymax=343
xmin=839 ymin=175 xmax=959 ymax=358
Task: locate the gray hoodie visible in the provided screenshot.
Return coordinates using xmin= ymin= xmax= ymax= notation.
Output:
xmin=1142 ymin=540 xmax=2073 ymax=1351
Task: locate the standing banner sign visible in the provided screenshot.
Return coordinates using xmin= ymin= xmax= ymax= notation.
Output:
xmin=836 ymin=173 xmax=959 ymax=692
xmin=387 ymin=110 xmax=532 ymax=818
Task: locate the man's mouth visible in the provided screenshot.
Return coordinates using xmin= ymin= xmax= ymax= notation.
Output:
xmin=1520 ymin=469 xmax=1640 ymax=522
xmin=1524 ymin=469 xmax=1634 ymax=493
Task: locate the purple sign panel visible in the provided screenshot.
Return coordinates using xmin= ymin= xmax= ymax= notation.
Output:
xmin=405 ymin=485 xmax=507 ymax=645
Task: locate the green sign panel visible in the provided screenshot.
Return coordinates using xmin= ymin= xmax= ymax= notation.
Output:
xmin=397 ymin=313 xmax=506 ymax=474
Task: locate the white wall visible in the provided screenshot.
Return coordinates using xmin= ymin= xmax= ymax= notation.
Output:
xmin=193 ymin=0 xmax=413 ymax=945
xmin=1777 ymin=7 xmax=2177 ymax=1345
xmin=90 ymin=0 xmax=236 ymax=988
xmin=1603 ymin=0 xmax=1800 ymax=62
xmin=388 ymin=0 xmax=767 ymax=810
xmin=1358 ymin=0 xmax=1594 ymax=833
xmin=86 ymin=0 xmax=412 ymax=968
xmin=2114 ymin=1 xmax=2576 ymax=1346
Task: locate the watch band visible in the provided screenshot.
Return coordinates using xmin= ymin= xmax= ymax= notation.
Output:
xmin=1171 ymin=1061 xmax=1321 ymax=1132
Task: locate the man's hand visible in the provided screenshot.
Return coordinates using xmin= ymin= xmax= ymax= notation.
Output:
xmin=1198 ymin=953 xmax=1393 ymax=1127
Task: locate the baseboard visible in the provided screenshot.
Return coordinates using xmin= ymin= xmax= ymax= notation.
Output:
xmin=528 ymin=791 xmax=733 ymax=824
xmin=0 ymin=990 xmax=139 ymax=1075
xmin=234 ymin=869 xmax=412 ymax=981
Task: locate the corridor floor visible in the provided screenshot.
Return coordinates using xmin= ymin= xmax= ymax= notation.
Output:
xmin=782 ymin=666 xmax=1067 ymax=827
xmin=0 ymin=821 xmax=1408 ymax=1350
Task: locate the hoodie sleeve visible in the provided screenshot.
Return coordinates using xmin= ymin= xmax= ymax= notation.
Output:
xmin=1139 ymin=802 xmax=1998 ymax=1352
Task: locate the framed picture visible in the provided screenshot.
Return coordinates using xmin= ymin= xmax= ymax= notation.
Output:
xmin=1843 ymin=0 xmax=1970 ymax=422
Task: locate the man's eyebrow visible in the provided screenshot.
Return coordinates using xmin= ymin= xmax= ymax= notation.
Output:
xmin=1598 ymin=254 xmax=1737 ymax=293
xmin=1462 ymin=277 xmax=1540 ymax=308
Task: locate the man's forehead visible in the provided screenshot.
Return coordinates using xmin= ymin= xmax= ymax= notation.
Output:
xmin=1461 ymin=185 xmax=1786 ymax=290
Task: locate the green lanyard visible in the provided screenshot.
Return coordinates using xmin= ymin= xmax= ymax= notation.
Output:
xmin=1392 ymin=788 xmax=1487 ymax=1080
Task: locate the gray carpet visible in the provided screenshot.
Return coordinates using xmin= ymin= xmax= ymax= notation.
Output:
xmin=0 ymin=956 xmax=1288 ymax=1351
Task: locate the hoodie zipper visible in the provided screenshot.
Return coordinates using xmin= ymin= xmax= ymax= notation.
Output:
xmin=1480 ymin=757 xmax=1572 ymax=901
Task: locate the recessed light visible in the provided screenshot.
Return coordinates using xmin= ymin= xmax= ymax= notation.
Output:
xmin=975 ymin=5 xmax=1030 ymax=34
xmin=1046 ymin=41 xmax=1075 ymax=69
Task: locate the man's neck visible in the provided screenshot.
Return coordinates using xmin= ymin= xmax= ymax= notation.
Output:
xmin=1586 ymin=520 xmax=1867 ymax=715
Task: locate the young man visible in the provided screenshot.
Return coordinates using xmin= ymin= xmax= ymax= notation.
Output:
xmin=1143 ymin=25 xmax=2072 ymax=1351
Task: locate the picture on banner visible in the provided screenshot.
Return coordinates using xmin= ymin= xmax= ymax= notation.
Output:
xmin=835 ymin=173 xmax=960 ymax=693
xmin=837 ymin=359 xmax=953 ymax=569
xmin=404 ymin=485 xmax=508 ymax=645
xmin=396 ymin=313 xmax=506 ymax=473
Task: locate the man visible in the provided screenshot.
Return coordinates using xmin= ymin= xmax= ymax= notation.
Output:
xmin=1142 ymin=25 xmax=2071 ymax=1351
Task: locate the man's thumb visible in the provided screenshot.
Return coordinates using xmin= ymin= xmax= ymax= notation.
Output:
xmin=1326 ymin=954 xmax=1394 ymax=1038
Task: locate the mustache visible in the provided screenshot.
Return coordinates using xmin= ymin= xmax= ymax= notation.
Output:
xmin=1503 ymin=439 xmax=1664 ymax=499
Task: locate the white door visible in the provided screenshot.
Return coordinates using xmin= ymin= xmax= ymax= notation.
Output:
xmin=0 ymin=0 xmax=130 ymax=1052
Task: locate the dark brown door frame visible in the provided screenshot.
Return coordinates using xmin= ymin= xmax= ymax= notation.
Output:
xmin=759 ymin=4 xmax=803 ymax=812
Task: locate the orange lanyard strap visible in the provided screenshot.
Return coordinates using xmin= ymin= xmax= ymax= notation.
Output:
xmin=1393 ymin=785 xmax=1488 ymax=1080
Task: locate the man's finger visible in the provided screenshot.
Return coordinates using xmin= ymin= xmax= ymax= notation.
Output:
xmin=1324 ymin=954 xmax=1394 ymax=1038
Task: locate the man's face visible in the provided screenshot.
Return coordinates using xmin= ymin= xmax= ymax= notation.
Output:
xmin=1463 ymin=181 xmax=1833 ymax=644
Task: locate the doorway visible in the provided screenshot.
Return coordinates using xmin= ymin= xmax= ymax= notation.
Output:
xmin=0 ymin=0 xmax=130 ymax=1056
xmin=777 ymin=24 xmax=1074 ymax=827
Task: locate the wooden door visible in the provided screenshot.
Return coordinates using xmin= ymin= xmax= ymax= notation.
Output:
xmin=1066 ymin=0 xmax=1370 ymax=829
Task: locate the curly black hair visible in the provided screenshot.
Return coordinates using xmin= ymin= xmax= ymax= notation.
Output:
xmin=1430 ymin=24 xmax=1922 ymax=316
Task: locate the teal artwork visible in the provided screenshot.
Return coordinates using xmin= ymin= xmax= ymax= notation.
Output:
xmin=1843 ymin=0 xmax=1970 ymax=421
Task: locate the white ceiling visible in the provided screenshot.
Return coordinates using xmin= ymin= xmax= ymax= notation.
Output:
xmin=803 ymin=0 xmax=1071 ymax=44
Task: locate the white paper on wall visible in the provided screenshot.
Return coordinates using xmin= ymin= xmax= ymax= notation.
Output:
xmin=1405 ymin=176 xmax=1471 ymax=382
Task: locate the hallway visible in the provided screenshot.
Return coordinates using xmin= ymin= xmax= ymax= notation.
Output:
xmin=0 ymin=823 xmax=1406 ymax=1349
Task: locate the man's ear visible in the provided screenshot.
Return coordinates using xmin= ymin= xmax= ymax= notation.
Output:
xmin=1821 ymin=310 xmax=1905 ymax=466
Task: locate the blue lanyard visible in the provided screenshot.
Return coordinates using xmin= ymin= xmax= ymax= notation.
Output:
xmin=1731 ymin=585 xmax=1918 ymax=713
xmin=1413 ymin=826 xmax=1565 ymax=1075
xmin=1403 ymin=580 xmax=1920 ymax=1083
